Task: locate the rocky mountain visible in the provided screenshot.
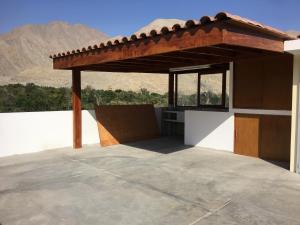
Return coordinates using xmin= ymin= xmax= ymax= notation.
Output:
xmin=0 ymin=22 xmax=108 ymax=76
xmin=286 ymin=30 xmax=300 ymax=38
xmin=135 ymin=18 xmax=185 ymax=34
xmin=0 ymin=19 xmax=231 ymax=94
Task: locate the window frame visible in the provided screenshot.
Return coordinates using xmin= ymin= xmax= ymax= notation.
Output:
xmin=174 ymin=67 xmax=228 ymax=109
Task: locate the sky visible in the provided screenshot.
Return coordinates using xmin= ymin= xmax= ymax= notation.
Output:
xmin=1 ymin=0 xmax=300 ymax=37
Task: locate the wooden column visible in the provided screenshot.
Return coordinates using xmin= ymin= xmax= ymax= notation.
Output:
xmin=168 ymin=73 xmax=174 ymax=107
xmin=72 ymin=70 xmax=82 ymax=149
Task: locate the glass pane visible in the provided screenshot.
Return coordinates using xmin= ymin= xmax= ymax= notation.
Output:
xmin=200 ymin=73 xmax=223 ymax=105
xmin=177 ymin=73 xmax=198 ymax=106
xmin=225 ymin=70 xmax=229 ymax=107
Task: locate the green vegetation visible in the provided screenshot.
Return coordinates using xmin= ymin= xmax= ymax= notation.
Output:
xmin=0 ymin=83 xmax=168 ymax=112
xmin=0 ymin=83 xmax=226 ymax=112
xmin=177 ymin=92 xmax=229 ymax=106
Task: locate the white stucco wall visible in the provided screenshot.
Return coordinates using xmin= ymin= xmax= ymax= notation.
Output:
xmin=0 ymin=110 xmax=99 ymax=157
xmin=285 ymin=39 xmax=300 ymax=173
xmin=295 ymin=56 xmax=300 ymax=174
xmin=185 ymin=111 xmax=234 ymax=152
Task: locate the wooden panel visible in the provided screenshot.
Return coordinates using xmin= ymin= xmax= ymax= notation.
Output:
xmin=259 ymin=115 xmax=291 ymax=161
xmin=234 ymin=114 xmax=291 ymax=162
xmin=234 ymin=114 xmax=260 ymax=157
xmin=223 ymin=24 xmax=283 ymax=52
xmin=95 ymin=104 xmax=159 ymax=147
xmin=260 ymin=55 xmax=293 ymax=110
xmin=233 ymin=59 xmax=263 ymax=108
xmin=234 ymin=54 xmax=293 ymax=110
xmin=72 ymin=70 xmax=82 ymax=149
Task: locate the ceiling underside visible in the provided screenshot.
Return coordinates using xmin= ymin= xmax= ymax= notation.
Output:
xmin=70 ymin=44 xmax=286 ymax=73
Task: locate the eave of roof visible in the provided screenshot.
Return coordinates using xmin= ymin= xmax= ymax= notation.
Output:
xmin=49 ymin=12 xmax=296 ymax=59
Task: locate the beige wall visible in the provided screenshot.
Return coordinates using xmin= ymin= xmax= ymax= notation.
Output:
xmin=285 ymin=39 xmax=300 ymax=173
xmin=290 ymin=55 xmax=300 ymax=172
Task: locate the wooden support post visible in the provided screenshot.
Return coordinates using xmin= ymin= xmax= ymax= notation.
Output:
xmin=168 ymin=73 xmax=174 ymax=107
xmin=72 ymin=69 xmax=82 ymax=149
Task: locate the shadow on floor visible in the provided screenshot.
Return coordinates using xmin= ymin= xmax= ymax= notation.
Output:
xmin=264 ymin=160 xmax=290 ymax=170
xmin=122 ymin=136 xmax=190 ymax=154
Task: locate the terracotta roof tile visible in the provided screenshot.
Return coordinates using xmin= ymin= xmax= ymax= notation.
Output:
xmin=200 ymin=16 xmax=214 ymax=25
xmin=215 ymin=12 xmax=289 ymax=38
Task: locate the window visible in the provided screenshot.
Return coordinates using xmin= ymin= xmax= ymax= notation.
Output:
xmin=176 ymin=73 xmax=198 ymax=106
xmin=174 ymin=66 xmax=228 ymax=109
xmin=200 ymin=73 xmax=223 ymax=105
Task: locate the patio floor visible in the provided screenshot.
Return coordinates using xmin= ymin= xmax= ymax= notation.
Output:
xmin=0 ymin=137 xmax=300 ymax=225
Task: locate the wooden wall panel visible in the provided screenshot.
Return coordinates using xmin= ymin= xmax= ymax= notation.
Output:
xmin=259 ymin=115 xmax=291 ymax=161
xmin=234 ymin=114 xmax=260 ymax=157
xmin=234 ymin=114 xmax=291 ymax=162
xmin=233 ymin=60 xmax=263 ymax=108
xmin=95 ymin=104 xmax=159 ymax=147
xmin=234 ymin=54 xmax=293 ymax=110
xmin=261 ymin=56 xmax=293 ymax=110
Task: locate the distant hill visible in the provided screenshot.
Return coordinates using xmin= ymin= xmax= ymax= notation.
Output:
xmin=135 ymin=18 xmax=185 ymax=34
xmin=286 ymin=30 xmax=300 ymax=37
xmin=0 ymin=22 xmax=108 ymax=77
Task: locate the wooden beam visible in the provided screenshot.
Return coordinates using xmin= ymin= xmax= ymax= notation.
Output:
xmin=214 ymin=44 xmax=270 ymax=56
xmin=179 ymin=49 xmax=235 ymax=59
xmin=168 ymin=73 xmax=175 ymax=107
xmin=72 ymin=69 xmax=82 ymax=149
xmin=79 ymin=57 xmax=231 ymax=73
xmin=117 ymin=57 xmax=216 ymax=68
xmin=156 ymin=52 xmax=228 ymax=62
xmin=181 ymin=47 xmax=238 ymax=58
xmin=81 ymin=64 xmax=167 ymax=73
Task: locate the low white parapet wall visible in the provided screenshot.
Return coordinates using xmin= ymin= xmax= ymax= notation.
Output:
xmin=0 ymin=108 xmax=162 ymax=158
xmin=184 ymin=110 xmax=234 ymax=152
xmin=0 ymin=110 xmax=99 ymax=157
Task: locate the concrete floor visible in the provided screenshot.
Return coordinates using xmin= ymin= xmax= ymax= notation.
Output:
xmin=0 ymin=137 xmax=300 ymax=225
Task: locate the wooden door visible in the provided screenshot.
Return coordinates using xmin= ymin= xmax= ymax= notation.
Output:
xmin=234 ymin=114 xmax=260 ymax=157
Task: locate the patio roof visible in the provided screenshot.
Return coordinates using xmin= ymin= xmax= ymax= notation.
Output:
xmin=50 ymin=12 xmax=296 ymax=73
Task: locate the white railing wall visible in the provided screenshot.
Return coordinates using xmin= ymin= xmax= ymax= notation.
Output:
xmin=0 ymin=110 xmax=99 ymax=157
